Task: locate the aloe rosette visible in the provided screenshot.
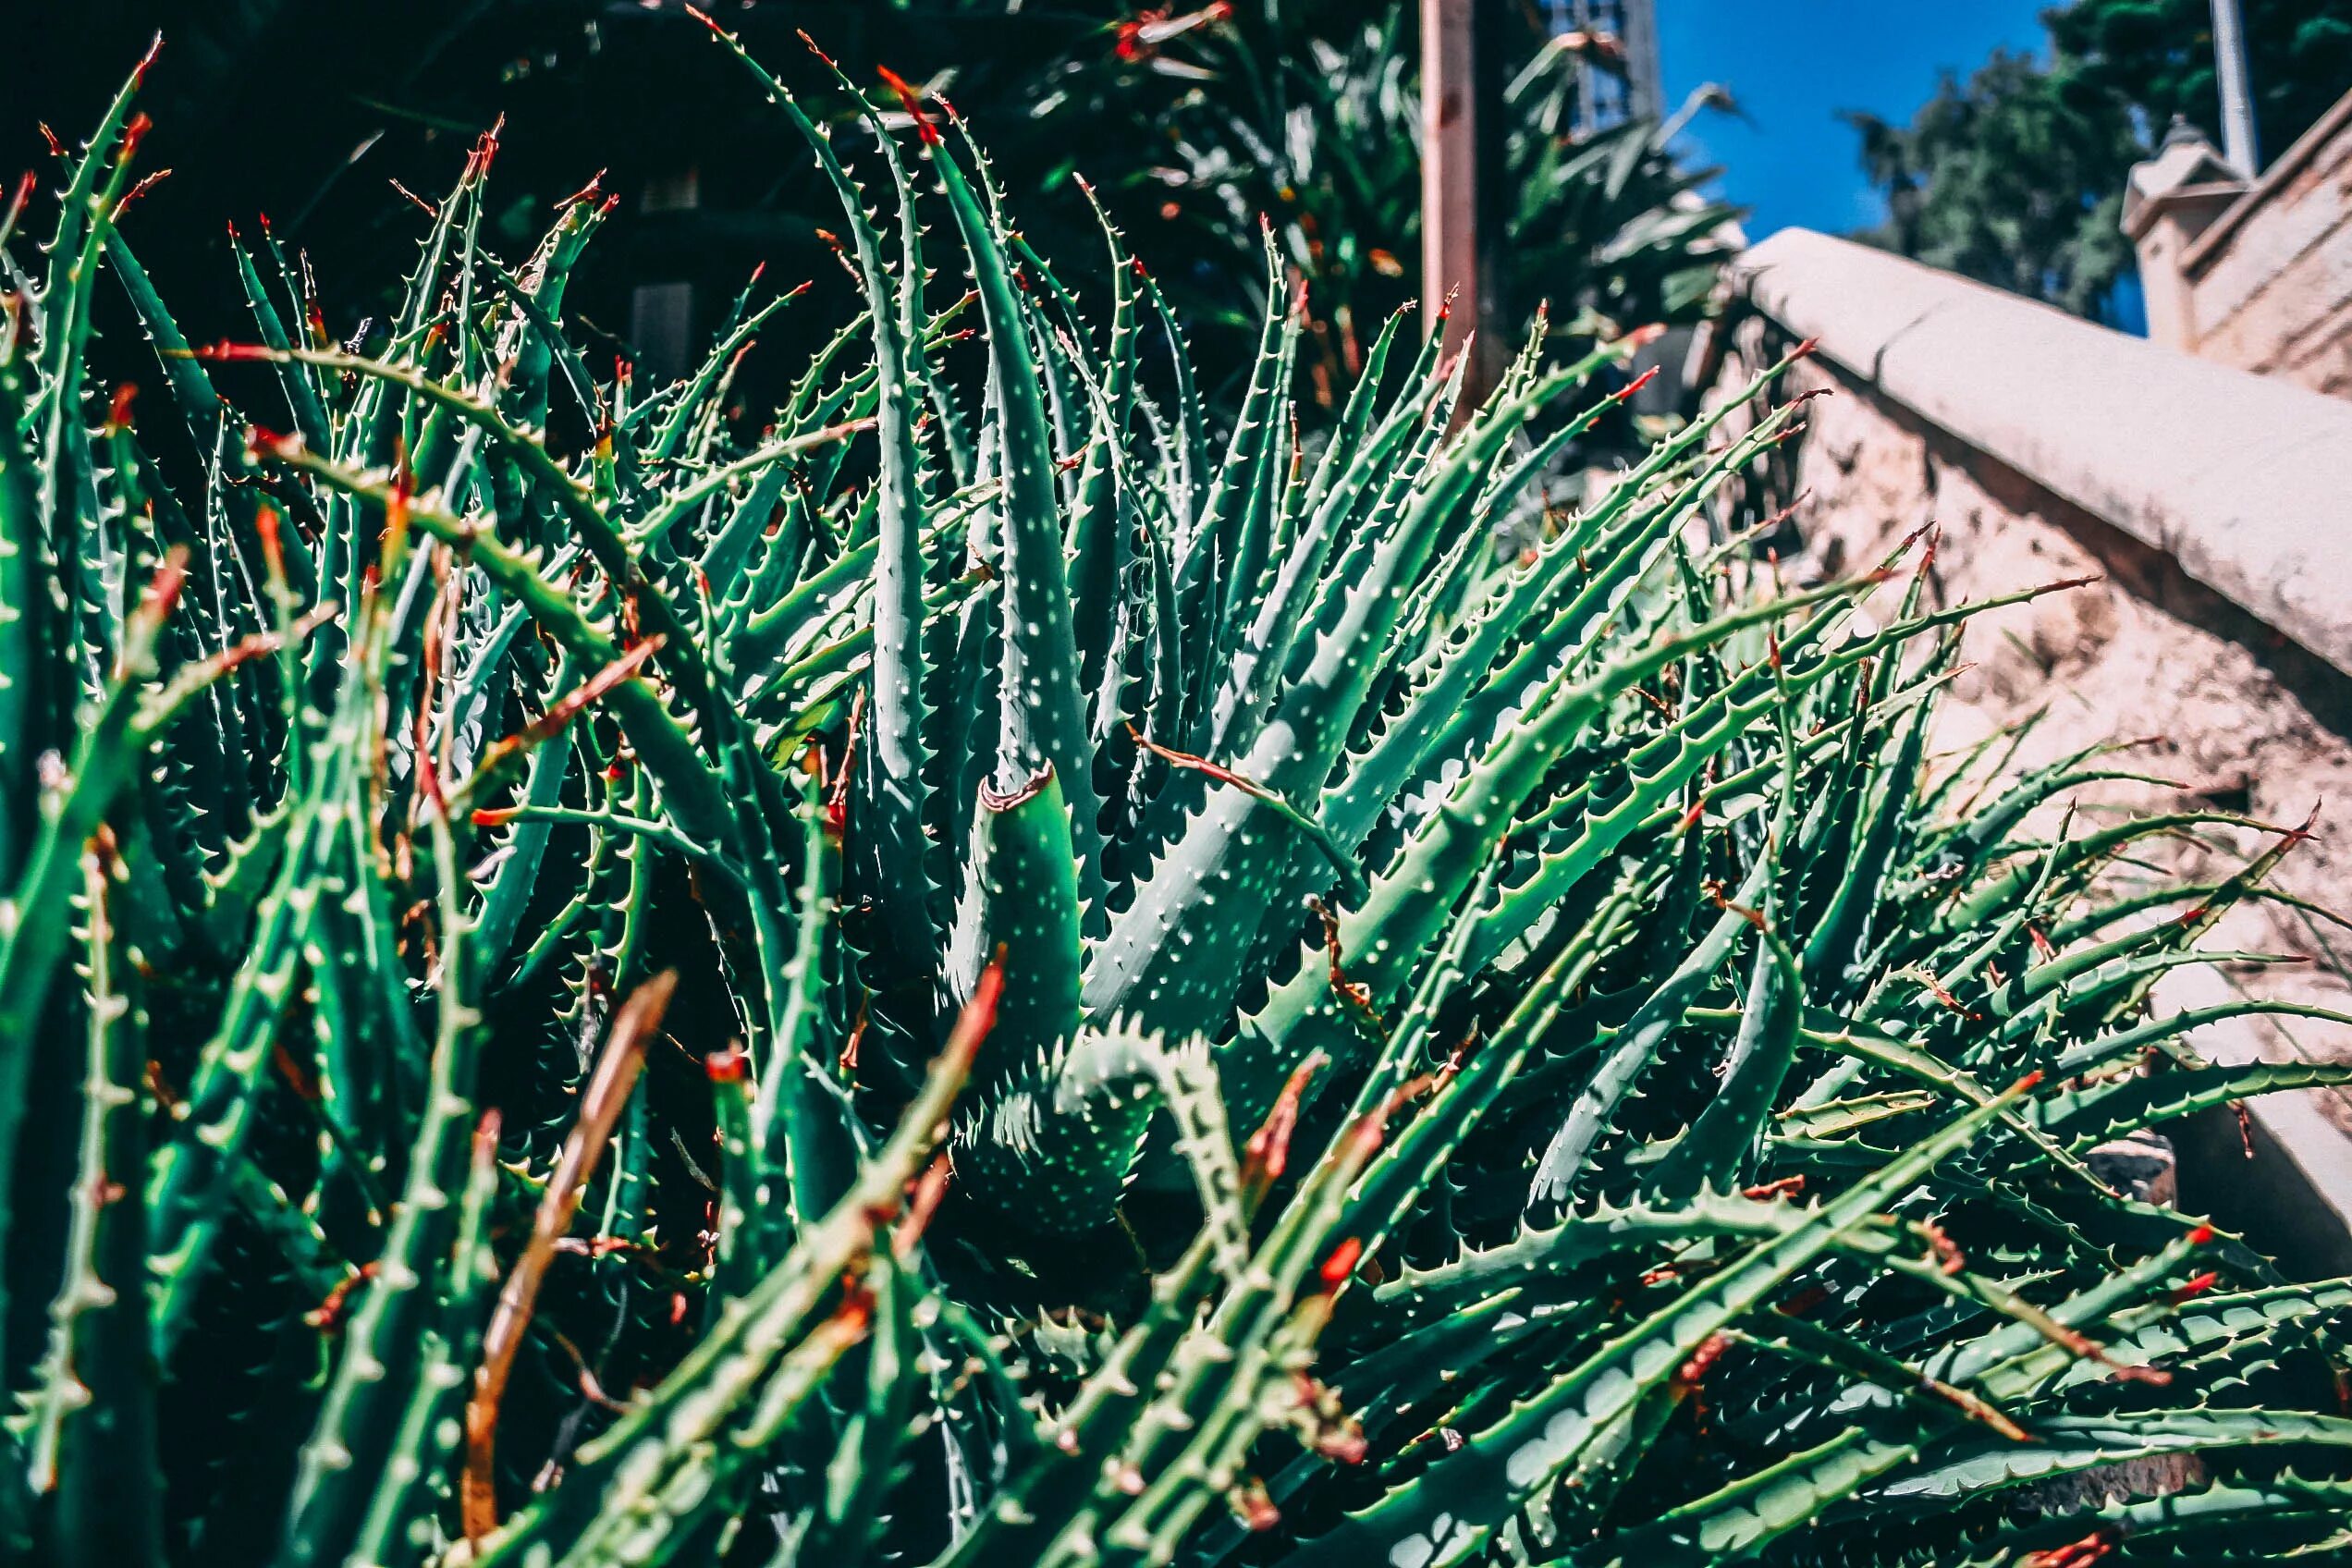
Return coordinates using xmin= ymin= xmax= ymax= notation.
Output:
xmin=0 ymin=31 xmax=2346 ymax=1568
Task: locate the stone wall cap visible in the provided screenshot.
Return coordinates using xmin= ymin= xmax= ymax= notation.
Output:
xmin=1728 ymin=227 xmax=2352 ymax=680
xmin=2124 ymin=130 xmax=2245 ymax=239
xmin=2184 ymin=83 xmax=2352 ymax=274
xmin=2122 ymin=178 xmax=2249 ymax=241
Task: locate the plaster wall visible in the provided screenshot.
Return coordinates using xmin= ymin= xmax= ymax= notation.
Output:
xmin=2180 ymin=92 xmax=2352 ymax=398
xmin=1707 ymin=233 xmax=2352 ymax=1267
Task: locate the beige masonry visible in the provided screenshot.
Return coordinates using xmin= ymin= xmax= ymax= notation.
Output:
xmin=1699 ymin=227 xmax=2352 ymax=1272
xmin=2127 ymin=91 xmax=2352 ymax=399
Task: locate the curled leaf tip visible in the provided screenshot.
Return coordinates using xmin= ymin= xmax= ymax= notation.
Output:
xmin=796 ymin=28 xmax=838 ymax=69
xmin=978 ymin=764 xmax=1055 ymax=811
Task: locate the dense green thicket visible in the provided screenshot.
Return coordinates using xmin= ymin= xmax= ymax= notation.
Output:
xmin=1 ymin=28 xmax=2347 ymax=1568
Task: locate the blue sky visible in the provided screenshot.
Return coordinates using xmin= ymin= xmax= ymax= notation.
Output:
xmin=1659 ymin=0 xmax=2053 ymax=240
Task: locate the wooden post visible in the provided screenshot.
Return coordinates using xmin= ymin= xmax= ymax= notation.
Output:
xmin=1422 ymin=0 xmax=1507 ymax=413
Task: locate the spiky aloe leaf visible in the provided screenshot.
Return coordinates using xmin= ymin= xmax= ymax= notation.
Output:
xmin=275 ymin=809 xmax=486 ymax=1568
xmin=948 ymin=764 xmax=1081 ymax=1072
xmin=696 ymin=21 xmax=944 ymax=990
xmin=1648 ymin=905 xmax=1802 ymax=1203
xmin=0 ymin=327 xmax=44 ymax=892
xmin=1285 ymin=1078 xmax=2036 ymax=1568
xmin=469 ymin=966 xmax=1001 ymax=1567
xmin=911 ymin=90 xmax=1108 ymax=906
xmin=1086 ymin=361 xmax=1587 ymax=1049
xmin=23 ymin=843 xmax=161 ymax=1568
xmin=1531 ymin=851 xmax=1772 ymax=1213
xmin=0 ymin=555 xmax=180 ymax=1353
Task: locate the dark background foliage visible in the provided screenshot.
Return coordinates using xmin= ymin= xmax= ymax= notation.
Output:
xmin=5 ymin=1 xmax=1733 ymax=421
xmin=1844 ymin=0 xmax=2352 ymax=322
xmin=6 ymin=3 xmax=1106 ymax=413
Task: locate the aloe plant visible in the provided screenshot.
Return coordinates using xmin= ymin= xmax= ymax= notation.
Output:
xmin=1079 ymin=1 xmax=1743 ymax=394
xmin=1 ymin=33 xmax=2348 ymax=1568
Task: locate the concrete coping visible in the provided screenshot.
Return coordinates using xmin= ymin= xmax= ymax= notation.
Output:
xmin=2120 ymin=130 xmax=2244 ymax=241
xmin=1723 ymin=228 xmax=2352 ymax=681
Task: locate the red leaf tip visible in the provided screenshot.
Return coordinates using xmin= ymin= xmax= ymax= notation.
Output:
xmin=1610 ymin=365 xmax=1660 ymax=404
xmin=2167 ymin=1270 xmax=2220 ymax=1304
xmin=796 ymin=29 xmax=839 ymax=69
xmin=876 ymin=66 xmax=941 ymax=145
xmin=1317 ymin=1237 xmax=1363 ymax=1292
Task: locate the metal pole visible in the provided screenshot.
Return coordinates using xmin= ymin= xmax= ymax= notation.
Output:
xmin=1619 ymin=0 xmax=1662 ymax=123
xmin=2211 ymin=0 xmax=2260 ymax=176
xmin=1570 ymin=0 xmax=1608 ymax=137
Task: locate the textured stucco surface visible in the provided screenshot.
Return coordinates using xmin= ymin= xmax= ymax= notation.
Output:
xmin=1701 ymin=284 xmax=2352 ymax=1266
xmin=2182 ymin=90 xmax=2352 ymax=398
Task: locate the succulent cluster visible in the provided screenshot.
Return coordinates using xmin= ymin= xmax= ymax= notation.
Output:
xmin=2 ymin=28 xmax=2349 ymax=1568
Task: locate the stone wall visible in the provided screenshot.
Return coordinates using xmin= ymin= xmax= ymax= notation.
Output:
xmin=1703 ymin=230 xmax=2352 ymax=1270
xmin=2147 ymin=91 xmax=2352 ymax=398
